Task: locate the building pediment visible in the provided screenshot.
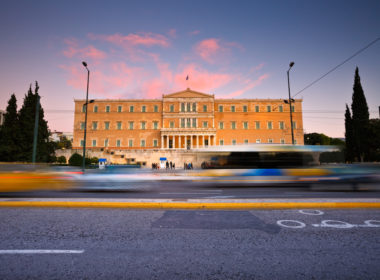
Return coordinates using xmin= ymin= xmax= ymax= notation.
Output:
xmin=164 ymin=88 xmax=213 ymax=99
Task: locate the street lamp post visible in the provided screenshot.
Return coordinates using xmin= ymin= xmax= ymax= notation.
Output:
xmin=82 ymin=61 xmax=90 ymax=172
xmin=285 ymin=61 xmax=295 ymax=145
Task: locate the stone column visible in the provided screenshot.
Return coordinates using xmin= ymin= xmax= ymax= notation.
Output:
xmin=190 ymin=135 xmax=193 ymax=149
xmin=161 ymin=135 xmax=164 ymax=149
xmin=202 ymin=135 xmax=205 ymax=148
xmin=173 ymin=135 xmax=176 ymax=149
xmin=196 ymin=135 xmax=199 ymax=148
xmin=166 ymin=135 xmax=169 ymax=149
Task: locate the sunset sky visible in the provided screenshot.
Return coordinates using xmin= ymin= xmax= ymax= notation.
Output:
xmin=0 ymin=0 xmax=379 ymax=137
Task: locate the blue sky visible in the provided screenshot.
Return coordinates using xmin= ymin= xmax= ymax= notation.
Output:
xmin=0 ymin=0 xmax=379 ymax=137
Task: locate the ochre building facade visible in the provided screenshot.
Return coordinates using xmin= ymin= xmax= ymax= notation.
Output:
xmin=73 ymin=89 xmax=304 ymax=151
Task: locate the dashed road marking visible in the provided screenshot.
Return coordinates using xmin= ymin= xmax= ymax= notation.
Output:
xmin=276 ymin=220 xmax=306 ymax=228
xmin=299 ymin=209 xmax=324 ymax=215
xmin=0 ymin=250 xmax=84 ymax=254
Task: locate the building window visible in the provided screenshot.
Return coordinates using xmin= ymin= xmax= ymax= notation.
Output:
xmin=232 ymin=139 xmax=237 ymax=145
xmin=219 ymin=122 xmax=224 ymax=129
xmin=268 ymin=139 xmax=273 ymax=144
xmin=256 ymin=139 xmax=261 ymax=144
xmin=128 ymin=140 xmax=133 ymax=147
xmin=243 ymin=122 xmax=248 ymax=129
xmin=116 ymin=139 xmax=121 ymax=147
xmin=244 ymin=139 xmax=249 ymax=144
xmin=80 ymin=139 xmax=84 ymax=147
xmin=129 ymin=105 xmax=134 ymax=112
xmin=292 ymin=121 xmax=297 ymax=129
xmin=142 ymin=105 xmax=146 ymax=112
xmin=93 ymin=106 xmax=98 ymax=113
xmin=279 ymin=105 xmax=283 ymax=112
xmin=154 ymin=105 xmax=158 ymax=112
xmin=141 ymin=139 xmax=146 ymax=147
xmin=203 ymin=121 xmax=208 ymax=128
xmin=267 ymin=121 xmax=273 ymax=130
xmin=187 ymin=103 xmax=191 ymax=112
xmin=129 ymin=121 xmax=134 ymax=130
xmin=104 ymin=121 xmax=110 ymax=130
xmin=243 ymin=105 xmax=248 ymax=112
xmin=218 ymin=105 xmax=223 ymax=112
xmin=280 ymin=139 xmax=285 ymax=144
xmin=105 ymin=105 xmax=110 ymax=113
xmin=279 ymin=121 xmax=284 ymax=130
xmin=82 ymin=104 xmax=86 ymax=113
xmin=186 ymin=118 xmax=191 ymax=128
xmin=92 ymin=140 xmax=97 ymax=147
xmin=154 ymin=121 xmax=159 ymax=129
xmin=192 ymin=103 xmax=196 ymax=112
xmin=169 ymin=121 xmax=174 ymax=128
xmin=255 ymin=121 xmax=260 ymax=129
xmin=291 ymin=105 xmax=295 ymax=112
xmin=255 ymin=105 xmax=259 ymax=112
xmin=104 ymin=139 xmax=109 ymax=147
xmin=92 ymin=121 xmax=98 ymax=130
xmin=141 ymin=121 xmax=146 ymax=130
xmin=116 ymin=121 xmax=122 ymax=130
xmin=203 ymin=105 xmax=207 ymax=112
xmin=181 ymin=118 xmax=185 ymax=128
xmin=80 ymin=122 xmax=85 ymax=130
xmin=294 ymin=140 xmax=298 ymax=144
xmin=219 ymin=139 xmax=224 ymax=146
xmin=181 ymin=103 xmax=185 ymax=112
xmin=153 ymin=139 xmax=158 ymax=147
xmin=117 ymin=105 xmax=122 ymax=113
xmin=231 ymin=121 xmax=236 ymax=129
xmin=267 ymin=105 xmax=271 ymax=112
xmin=231 ymin=105 xmax=235 ymax=112
xmin=169 ymin=104 xmax=174 ymax=112
xmin=192 ymin=118 xmax=196 ymax=128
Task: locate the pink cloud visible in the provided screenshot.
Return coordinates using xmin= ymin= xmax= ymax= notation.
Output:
xmin=194 ymin=38 xmax=221 ymax=63
xmin=220 ymin=74 xmax=269 ymax=98
xmin=174 ymin=64 xmax=233 ymax=92
xmin=88 ymin=32 xmax=170 ymax=48
xmin=168 ymin=29 xmax=176 ymax=38
xmin=189 ymin=30 xmax=200 ymax=36
xmin=63 ymin=38 xmax=106 ymax=60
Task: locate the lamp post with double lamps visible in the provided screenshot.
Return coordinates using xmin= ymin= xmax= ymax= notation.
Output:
xmin=81 ymin=61 xmax=93 ymax=172
xmin=285 ymin=61 xmax=295 ymax=144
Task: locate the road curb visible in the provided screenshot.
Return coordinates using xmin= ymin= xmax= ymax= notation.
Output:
xmin=0 ymin=201 xmax=380 ymax=209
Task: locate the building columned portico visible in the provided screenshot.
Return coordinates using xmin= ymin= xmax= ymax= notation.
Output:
xmin=160 ymin=130 xmax=217 ymax=149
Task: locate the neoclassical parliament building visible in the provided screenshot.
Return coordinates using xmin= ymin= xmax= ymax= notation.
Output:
xmin=72 ymin=89 xmax=304 ymax=155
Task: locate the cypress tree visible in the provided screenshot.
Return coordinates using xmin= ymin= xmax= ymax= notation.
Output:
xmin=351 ymin=67 xmax=370 ymax=161
xmin=18 ymin=82 xmax=54 ymax=162
xmin=0 ymin=94 xmax=21 ymax=161
xmin=344 ymin=104 xmax=354 ymax=162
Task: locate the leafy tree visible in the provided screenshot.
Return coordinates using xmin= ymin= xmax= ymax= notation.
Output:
xmin=351 ymin=67 xmax=369 ymax=161
xmin=344 ymin=104 xmax=355 ymax=162
xmin=68 ymin=153 xmax=90 ymax=166
xmin=90 ymin=157 xmax=99 ymax=164
xmin=304 ymin=133 xmax=344 ymax=146
xmin=367 ymin=119 xmax=380 ymax=161
xmin=54 ymin=135 xmax=72 ymax=150
xmin=57 ymin=156 xmax=67 ymax=164
xmin=0 ymin=94 xmax=21 ymax=161
xmin=18 ymin=82 xmax=55 ymax=162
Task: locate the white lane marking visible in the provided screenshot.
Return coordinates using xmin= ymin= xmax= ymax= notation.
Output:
xmin=0 ymin=250 xmax=84 ymax=254
xmin=299 ymin=209 xmax=324 ymax=215
xmin=277 ymin=220 xmax=306 ymax=229
xmin=206 ymin=196 xmax=236 ymax=199
xmin=312 ymin=220 xmax=380 ymax=228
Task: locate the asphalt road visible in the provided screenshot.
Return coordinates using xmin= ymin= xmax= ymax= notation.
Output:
xmin=0 ymin=208 xmax=379 ymax=279
xmin=1 ymin=182 xmax=380 ymax=200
